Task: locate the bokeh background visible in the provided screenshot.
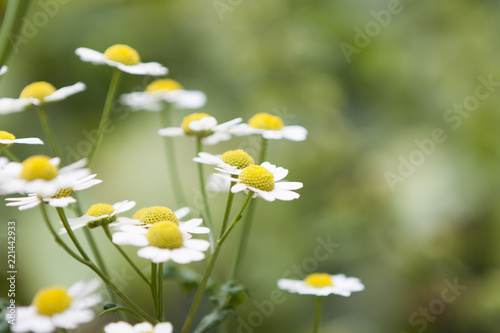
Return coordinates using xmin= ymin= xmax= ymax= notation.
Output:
xmin=1 ymin=0 xmax=500 ymax=332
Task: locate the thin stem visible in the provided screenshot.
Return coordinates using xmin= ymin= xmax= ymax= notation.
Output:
xmin=87 ymin=68 xmax=121 ymax=166
xmin=228 ymin=137 xmax=268 ymax=281
xmin=158 ymin=262 xmax=164 ymax=321
xmin=313 ymin=296 xmax=324 ymax=333
xmin=160 ymin=107 xmax=186 ymax=206
xmin=56 ymin=207 xmax=90 ymax=261
xmin=181 ymin=192 xmax=253 ymax=333
xmin=37 ymin=105 xmax=62 ymax=159
xmin=0 ymin=0 xmax=31 ymax=68
xmin=103 ymin=225 xmax=150 ymax=284
xmin=219 ymin=189 xmax=234 ymax=238
xmin=151 ymin=263 xmax=159 ymax=320
xmin=195 ymin=136 xmax=215 ymax=252
xmin=1 ymin=148 xmax=19 ymax=161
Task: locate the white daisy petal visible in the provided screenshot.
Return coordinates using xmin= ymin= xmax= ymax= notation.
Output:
xmin=116 ymin=62 xmax=168 ymax=76
xmin=44 ymin=82 xmax=86 ymax=102
xmin=105 ymin=322 xmax=136 ymax=333
xmin=113 ymin=231 xmax=149 ymax=247
xmin=282 ymin=125 xmax=308 ymax=141
xmin=174 ymin=207 xmax=190 ymax=219
xmin=183 ymin=239 xmax=210 ymax=251
xmin=153 ymin=322 xmax=174 ymax=333
xmin=12 ymin=137 xmax=44 ymax=145
xmin=75 ymin=47 xmax=107 ymax=64
xmin=270 ymin=189 xmax=300 ymax=201
xmin=231 ymin=183 xmax=247 ymax=193
xmin=134 ymin=322 xmax=154 ymax=332
xmin=0 ymin=97 xmax=35 ymax=114
xmin=275 ymin=181 xmax=303 ymax=190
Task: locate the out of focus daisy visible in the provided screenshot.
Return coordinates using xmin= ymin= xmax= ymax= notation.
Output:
xmin=120 ymin=78 xmax=206 ymax=111
xmin=0 ymin=130 xmax=43 ymax=150
xmin=76 ymin=44 xmax=167 ymax=76
xmin=278 ymin=273 xmax=365 ymax=297
xmin=10 ymin=279 xmax=101 ymax=333
xmin=231 ymin=112 xmax=307 ymax=141
xmin=0 ymin=81 xmax=85 ymax=115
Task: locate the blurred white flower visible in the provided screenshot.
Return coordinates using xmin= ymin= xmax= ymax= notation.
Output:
xmin=231 ymin=112 xmax=307 ymax=141
xmin=105 ymin=321 xmax=173 ymax=333
xmin=278 ymin=273 xmax=365 ymax=297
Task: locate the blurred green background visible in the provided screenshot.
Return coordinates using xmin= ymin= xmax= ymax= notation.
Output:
xmin=1 ymin=0 xmax=500 ymax=332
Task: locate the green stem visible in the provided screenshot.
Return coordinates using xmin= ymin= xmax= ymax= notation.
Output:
xmin=313 ymin=296 xmax=324 ymax=333
xmin=87 ymin=68 xmax=121 ymax=166
xmin=56 ymin=207 xmax=90 ymax=261
xmin=37 ymin=105 xmax=62 ymax=159
xmin=228 ymin=137 xmax=268 ymax=281
xmin=151 ymin=263 xmax=159 ymax=320
xmin=103 ymin=225 xmax=150 ymax=284
xmin=181 ymin=192 xmax=253 ymax=333
xmin=158 ymin=262 xmax=164 ymax=321
xmin=42 ymin=205 xmax=154 ymax=323
xmin=0 ymin=0 xmax=30 ymax=68
xmin=195 ymin=136 xmax=215 ymax=252
xmin=1 ymin=148 xmax=19 ymax=161
xmin=219 ymin=189 xmax=234 ymax=238
xmin=160 ymin=107 xmax=186 ymax=206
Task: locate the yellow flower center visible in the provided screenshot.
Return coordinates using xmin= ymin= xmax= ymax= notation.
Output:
xmin=146 ymin=79 xmax=183 ymax=92
xmin=86 ymin=203 xmax=116 ymax=228
xmin=304 ymin=273 xmax=334 ymax=288
xmin=19 ymin=155 xmax=58 ymax=181
xmin=104 ymin=44 xmax=141 ymax=66
xmin=0 ymin=131 xmax=15 ymax=149
xmin=139 ymin=206 xmax=179 ymax=226
xmin=248 ymin=113 xmax=284 ymax=130
xmin=238 ymin=165 xmax=275 ymax=192
xmin=221 ymin=149 xmax=254 ymax=169
xmin=20 ymin=82 xmax=56 ymax=101
xmin=132 ymin=207 xmax=149 ymax=220
xmin=181 ymin=113 xmax=213 ymax=136
xmin=146 ymin=221 xmax=184 ymax=249
xmin=33 ymin=287 xmax=72 ymax=316
xmin=50 ymin=188 xmax=74 ymax=199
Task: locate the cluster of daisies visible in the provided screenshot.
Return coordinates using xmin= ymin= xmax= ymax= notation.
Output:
xmin=0 ymin=43 xmax=363 ymax=333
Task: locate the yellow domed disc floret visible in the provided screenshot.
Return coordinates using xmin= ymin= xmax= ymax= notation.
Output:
xmin=221 ymin=149 xmax=254 ymax=169
xmin=33 ymin=287 xmax=72 ymax=316
xmin=238 ymin=165 xmax=274 ymax=192
xmin=304 ymin=273 xmax=333 ymax=288
xmin=104 ymin=44 xmax=141 ymax=66
xmin=181 ymin=113 xmax=213 ymax=136
xmin=85 ymin=203 xmax=116 ymax=228
xmin=139 ymin=206 xmax=179 ymax=226
xmin=20 ymin=82 xmax=56 ymax=101
xmin=146 ymin=79 xmax=183 ymax=92
xmin=248 ymin=113 xmax=284 ymax=130
xmin=19 ymin=155 xmax=58 ymax=181
xmin=146 ymin=221 xmax=184 ymax=249
xmin=50 ymin=188 xmax=74 ymax=199
xmin=0 ymin=131 xmax=15 ymax=149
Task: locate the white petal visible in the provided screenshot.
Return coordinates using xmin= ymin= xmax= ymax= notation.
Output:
xmin=164 ymin=90 xmax=206 ymax=109
xmin=138 ymin=247 xmax=170 ymax=263
xmin=229 ymin=123 xmax=260 ymax=136
xmin=272 ymin=167 xmax=289 ymax=181
xmin=44 ymin=82 xmax=86 ymax=102
xmin=120 ymin=92 xmax=162 ymax=111
xmin=48 ymin=196 xmax=77 ymax=207
xmin=231 ymin=183 xmax=247 ymax=193
xmin=75 ymin=47 xmax=107 ymax=64
xmin=174 ymin=207 xmax=190 ymax=219
xmin=105 ymin=322 xmax=136 ymax=333
xmin=213 ymin=117 xmax=242 ymax=130
xmin=262 ymin=130 xmax=285 ymax=140
xmin=0 ymin=97 xmax=34 ymax=114
xmin=170 ymin=248 xmax=205 ymax=264
xmin=275 ymin=181 xmax=303 ymax=190
xmin=189 ymin=117 xmax=217 ymax=131
xmin=255 ymin=190 xmax=276 ymax=202
xmin=112 ymin=200 xmax=136 ymax=214
xmin=282 ymin=125 xmax=308 ymax=141
xmin=0 ymin=65 xmax=7 ymax=75
xmin=260 ymin=161 xmax=277 ymax=173
xmin=116 ymin=62 xmax=168 ymax=76
xmin=112 ymin=231 xmax=149 ymax=247
xmin=154 ymin=322 xmax=174 ymax=333
xmin=134 ymin=322 xmax=154 ymax=332
xmin=158 ymin=127 xmax=184 ymax=137
xmin=183 ymin=239 xmax=210 ymax=251
xmin=270 ymin=188 xmax=300 ymax=201
xmin=12 ymin=137 xmax=44 ymax=145
xmin=203 ymin=132 xmax=231 ymax=145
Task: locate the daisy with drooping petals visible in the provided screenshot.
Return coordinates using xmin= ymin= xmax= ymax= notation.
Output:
xmin=59 ymin=200 xmax=136 ymax=234
xmin=0 ymin=130 xmax=43 ymax=150
xmin=105 ymin=321 xmax=173 ymax=333
xmin=9 ymin=279 xmax=101 ymax=333
xmin=112 ymin=213 xmax=210 ymax=264
xmin=231 ymin=112 xmax=307 ymax=141
xmin=216 ymin=161 xmax=302 ymax=202
xmin=76 ymin=44 xmax=167 ymax=76
xmin=120 ymin=78 xmax=206 ymax=111
xmin=0 ymin=81 xmax=86 ymax=115
xmin=0 ymin=156 xmax=90 ymax=196
xmin=278 ymin=273 xmax=365 ymax=297
xmin=5 ymin=174 xmax=102 ymax=211
xmin=158 ymin=113 xmax=242 ymax=145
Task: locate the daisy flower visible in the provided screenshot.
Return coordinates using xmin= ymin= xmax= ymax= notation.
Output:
xmin=216 ymin=161 xmax=302 ymax=202
xmin=0 ymin=130 xmax=43 ymax=150
xmin=105 ymin=321 xmax=173 ymax=333
xmin=120 ymin=78 xmax=206 ymax=111
xmin=278 ymin=273 xmax=365 ymax=297
xmin=5 ymin=174 xmax=102 ymax=211
xmin=112 ymin=207 xmax=210 ymax=264
xmin=194 ymin=149 xmax=254 ymax=169
xmin=0 ymin=81 xmax=85 ymax=115
xmin=59 ymin=200 xmax=136 ymax=234
xmin=0 ymin=156 xmax=90 ymax=197
xmin=158 ymin=113 xmax=242 ymax=145
xmin=10 ymin=279 xmax=101 ymax=333
xmin=76 ymin=44 xmax=167 ymax=76
xmin=231 ymin=112 xmax=307 ymax=141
